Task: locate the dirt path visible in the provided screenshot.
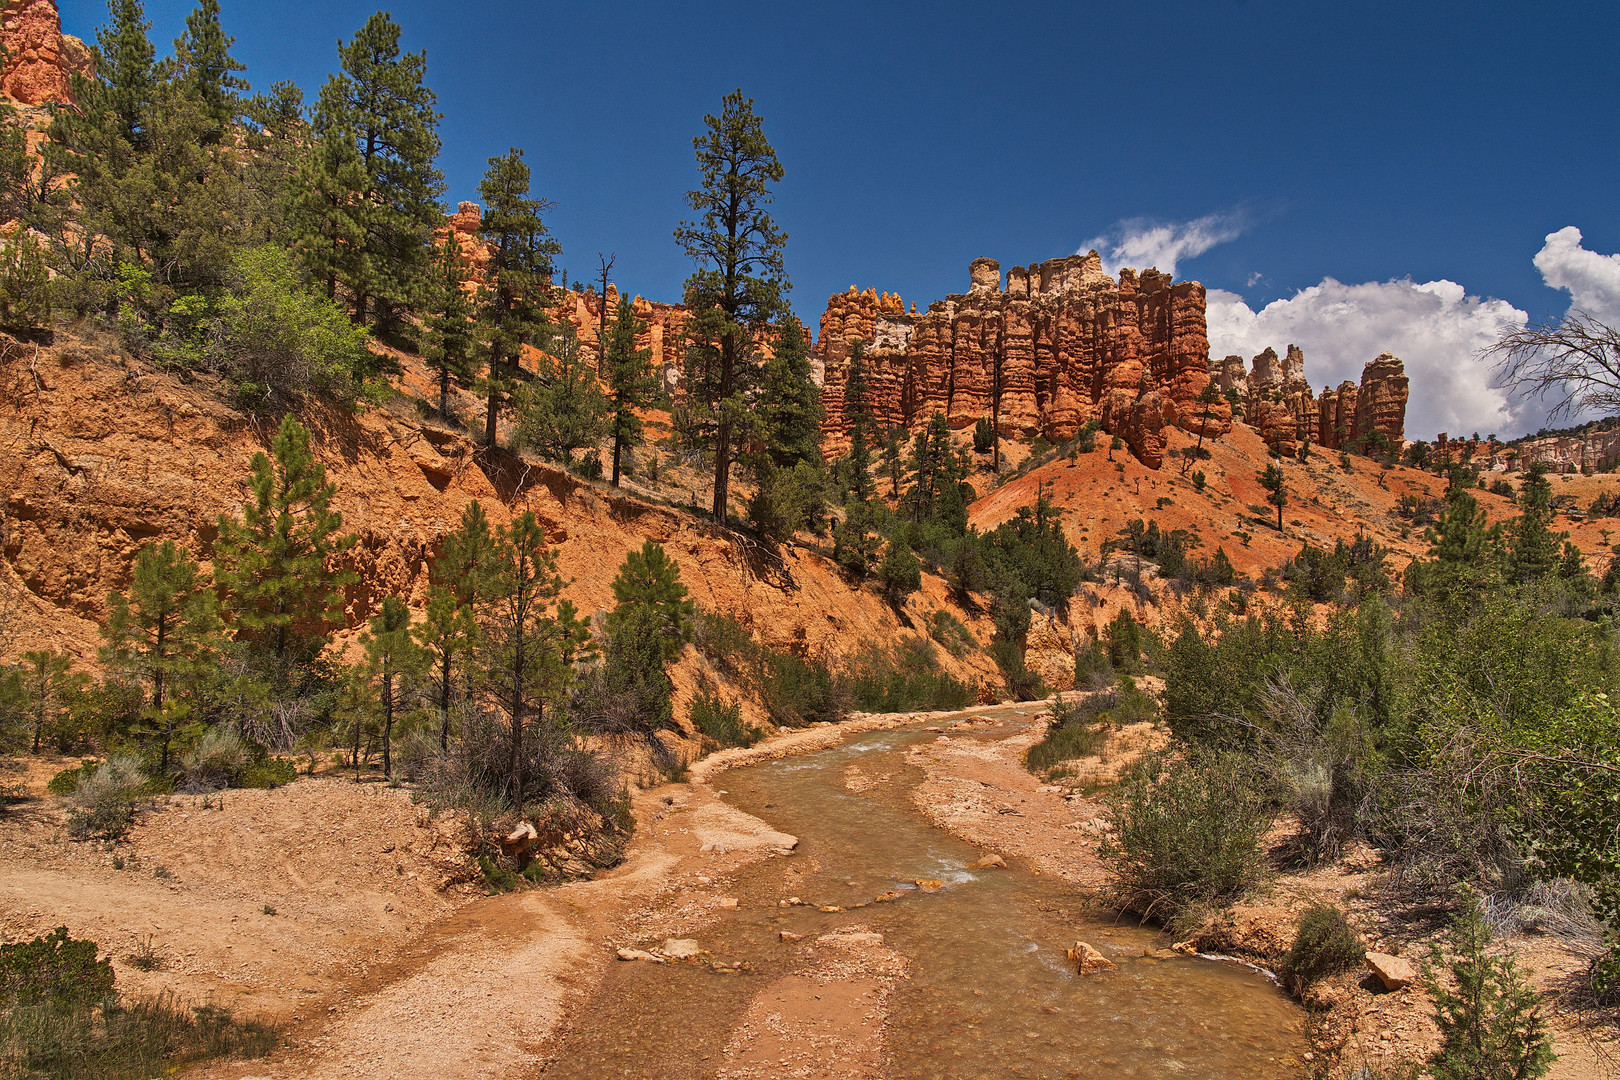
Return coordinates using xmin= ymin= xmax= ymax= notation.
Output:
xmin=177 ymin=710 xmax=951 ymax=1080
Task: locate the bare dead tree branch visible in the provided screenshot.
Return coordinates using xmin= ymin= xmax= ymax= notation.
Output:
xmin=1483 ymin=309 xmax=1620 ymax=425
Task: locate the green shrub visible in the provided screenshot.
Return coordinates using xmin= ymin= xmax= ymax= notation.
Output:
xmin=238 ymin=758 xmax=296 ymax=789
xmin=842 ymin=638 xmax=975 ymax=714
xmin=989 ymin=640 xmax=1046 ymax=701
xmin=1099 ymin=746 xmax=1275 ymax=925
xmin=46 ymin=761 xmax=99 ymax=796
xmin=1278 ymin=905 xmax=1365 ymax=996
xmin=0 ymin=230 xmax=52 ymax=337
xmin=63 ymin=757 xmax=150 ymax=842
xmin=1026 ymin=696 xmax=1106 ymax=773
xmin=179 ymin=728 xmax=249 ymax=793
xmin=926 ymin=610 xmax=976 ymax=658
xmin=688 ymin=688 xmax=759 ymax=749
xmin=0 ymin=990 xmax=275 ymax=1079
xmin=1423 ymin=901 xmax=1555 ymax=1080
xmin=0 ymin=928 xmax=114 ymax=1010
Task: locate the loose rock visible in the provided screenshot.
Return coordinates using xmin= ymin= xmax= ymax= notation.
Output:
xmin=1364 ymin=952 xmax=1417 ymax=991
xmin=1066 ymin=941 xmax=1117 ymax=975
xmin=974 ymin=853 xmax=1007 ymax=869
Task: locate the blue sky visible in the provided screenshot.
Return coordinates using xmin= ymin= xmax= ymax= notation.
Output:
xmin=65 ymin=1 xmax=1620 ymax=439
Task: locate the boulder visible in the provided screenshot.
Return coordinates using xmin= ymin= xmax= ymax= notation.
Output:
xmin=660 ymin=938 xmax=702 ymax=960
xmin=1066 ymin=941 xmax=1117 ymax=975
xmin=1364 ymin=952 xmax=1417 ymax=991
xmin=498 ymin=821 xmax=538 ymax=858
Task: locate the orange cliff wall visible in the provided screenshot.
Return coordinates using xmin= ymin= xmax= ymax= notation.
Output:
xmin=1 ymin=0 xmax=89 ymax=106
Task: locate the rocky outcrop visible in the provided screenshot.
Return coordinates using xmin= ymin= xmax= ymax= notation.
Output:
xmin=1216 ymin=345 xmax=1409 ymax=454
xmin=816 ymin=254 xmax=1228 ymax=468
xmin=0 ymin=0 xmax=89 ymax=106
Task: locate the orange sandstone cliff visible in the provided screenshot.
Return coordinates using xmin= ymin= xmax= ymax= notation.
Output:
xmin=0 ymin=0 xmax=89 ymax=106
xmin=815 ymin=254 xmax=1228 ymax=468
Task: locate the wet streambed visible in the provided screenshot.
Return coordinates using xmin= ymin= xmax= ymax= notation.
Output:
xmin=538 ymin=713 xmax=1303 ymax=1079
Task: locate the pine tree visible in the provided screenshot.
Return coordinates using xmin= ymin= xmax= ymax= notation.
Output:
xmin=295 ymin=12 xmax=443 ymax=328
xmin=1259 ymin=463 xmax=1288 ymax=532
xmin=1504 ymin=464 xmax=1565 ymax=584
xmin=603 ymin=297 xmax=657 ymax=486
xmin=357 ymin=595 xmax=426 ymax=779
xmin=417 ymin=500 xmax=497 ymax=743
xmin=19 ymin=650 xmax=75 ymax=755
xmin=423 ymin=234 xmax=477 ymax=418
xmin=170 ymin=0 xmax=247 ymax=139
xmin=477 ymin=511 xmax=590 ymax=806
xmin=101 ymin=539 xmax=222 ymax=770
xmin=675 ymin=90 xmax=788 ymax=522
xmin=213 ymin=415 xmax=357 ymax=673
xmin=880 ymin=426 xmax=908 ymax=500
xmin=756 ymin=314 xmax=822 ymax=472
xmin=1423 ymin=902 xmax=1555 ymax=1080
xmin=415 ymin=587 xmax=475 ymax=749
xmin=515 ymin=317 xmax=609 ymax=464
xmin=475 ymin=148 xmax=560 ymax=446
xmin=841 ymin=342 xmax=876 ymax=504
xmin=602 ymin=541 xmax=695 ymax=729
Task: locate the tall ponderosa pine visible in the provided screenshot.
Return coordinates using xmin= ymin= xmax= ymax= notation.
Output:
xmin=170 ymin=0 xmax=246 ymax=139
xmin=756 ymin=313 xmax=822 ymax=471
xmin=423 ymin=235 xmax=477 ymax=418
xmin=213 ymin=415 xmax=357 ymax=670
xmin=1259 ymin=463 xmax=1288 ymax=532
xmin=1503 ymin=465 xmax=1565 ymax=585
xmin=51 ymin=0 xmax=248 ymax=299
xmin=357 ymin=594 xmax=426 ymax=778
xmin=476 ymin=148 xmax=560 ymax=446
xmin=675 ymin=90 xmax=788 ymax=522
xmin=101 ymin=539 xmax=222 ymax=770
xmin=840 ymin=342 xmax=876 ymax=504
xmin=19 ymin=650 xmax=75 ymax=755
xmin=296 ymin=12 xmax=443 ymax=327
xmin=477 ymin=511 xmax=590 ymax=806
xmin=415 ymin=500 xmax=496 ymax=746
xmin=603 ymin=541 xmax=695 ymax=730
xmin=604 ymin=297 xmax=658 ymax=486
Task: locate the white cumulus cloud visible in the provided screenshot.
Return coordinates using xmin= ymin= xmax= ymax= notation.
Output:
xmin=1534 ymin=225 xmax=1620 ymax=324
xmin=1206 ymin=278 xmax=1528 ymax=440
xmin=1082 ymin=212 xmax=1246 ymax=279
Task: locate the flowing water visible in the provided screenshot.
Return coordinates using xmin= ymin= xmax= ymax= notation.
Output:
xmin=539 ymin=714 xmax=1304 ymax=1079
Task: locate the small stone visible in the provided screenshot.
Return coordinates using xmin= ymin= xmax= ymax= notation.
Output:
xmin=1364 ymin=952 xmax=1417 ymax=991
xmin=616 ymin=947 xmax=664 ymax=963
xmin=1171 ymin=940 xmax=1199 ymax=956
xmin=1066 ymin=941 xmax=1117 ymax=975
xmin=717 ymin=897 xmax=738 ymax=909
xmin=819 ymin=905 xmax=843 ymax=913
xmin=915 ymin=879 xmax=945 ymax=893
xmin=873 ymin=890 xmax=903 ymax=904
xmin=974 ymin=853 xmax=1007 ymax=870
xmin=779 ymin=931 xmax=803 ymax=942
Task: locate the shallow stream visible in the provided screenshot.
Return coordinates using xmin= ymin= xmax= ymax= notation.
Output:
xmin=539 ymin=713 xmax=1303 ymax=1079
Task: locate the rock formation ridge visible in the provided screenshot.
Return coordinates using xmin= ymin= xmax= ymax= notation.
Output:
xmin=0 ymin=0 xmax=88 ymax=106
xmin=815 ymin=254 xmax=1228 ymax=468
xmin=1212 ymin=346 xmax=1410 ymax=455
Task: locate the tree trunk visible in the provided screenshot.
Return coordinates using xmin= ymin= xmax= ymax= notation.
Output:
xmin=382 ymin=669 xmax=394 ymax=779
xmin=485 ymin=362 xmax=501 ymax=447
xmin=439 ymin=369 xmax=450 ymax=420
xmin=612 ymin=426 xmax=623 ymax=487
xmin=712 ymin=329 xmax=735 ymax=522
xmin=439 ymin=651 xmax=453 ymax=751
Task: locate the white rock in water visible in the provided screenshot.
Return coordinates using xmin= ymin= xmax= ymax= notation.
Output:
xmin=661 ymin=938 xmax=702 ymax=959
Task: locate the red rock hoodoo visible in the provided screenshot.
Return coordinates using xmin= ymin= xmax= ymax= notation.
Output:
xmin=815 ymin=253 xmax=1228 ymax=468
xmin=1210 ymin=344 xmax=1410 ymax=456
xmin=0 ymin=0 xmax=89 ymax=106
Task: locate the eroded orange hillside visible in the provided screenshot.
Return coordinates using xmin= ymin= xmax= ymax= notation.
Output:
xmin=0 ymin=332 xmax=1000 ymax=716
